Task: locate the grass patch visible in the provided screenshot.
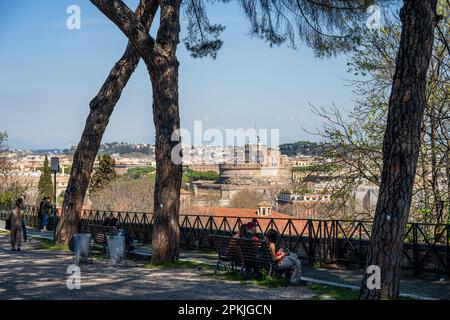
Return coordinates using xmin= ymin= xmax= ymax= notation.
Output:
xmin=217 ymin=270 xmax=290 ymax=288
xmin=142 ymin=259 xmax=213 ymax=270
xmin=309 ymin=284 xmax=359 ymax=300
xmin=0 ymin=230 xmax=9 ymax=236
xmin=196 ymin=247 xmax=217 ymax=255
xmin=35 ymin=239 xmax=69 ymax=251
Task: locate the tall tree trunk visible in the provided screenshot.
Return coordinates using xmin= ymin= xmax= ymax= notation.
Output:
xmin=150 ymin=0 xmax=182 ymax=263
xmin=150 ymin=59 xmax=182 ymax=262
xmin=360 ymin=0 xmax=438 ymax=300
xmin=55 ymin=0 xmax=158 ymax=244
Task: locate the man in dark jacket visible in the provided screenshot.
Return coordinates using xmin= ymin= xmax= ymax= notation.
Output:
xmin=37 ymin=197 xmax=45 ymax=231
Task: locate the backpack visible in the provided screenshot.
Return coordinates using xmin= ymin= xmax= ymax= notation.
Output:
xmin=277 ymin=251 xmax=302 ymax=285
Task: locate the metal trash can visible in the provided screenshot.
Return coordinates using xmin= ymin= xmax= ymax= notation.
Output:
xmin=107 ymin=235 xmax=125 ymax=266
xmin=74 ymin=233 xmax=91 ymax=265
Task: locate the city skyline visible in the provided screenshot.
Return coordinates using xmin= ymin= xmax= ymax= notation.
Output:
xmin=1 ymin=0 xmax=360 ymax=149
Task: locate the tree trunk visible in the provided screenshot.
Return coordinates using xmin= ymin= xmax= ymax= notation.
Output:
xmin=150 ymin=61 xmax=182 ymax=262
xmin=150 ymin=0 xmax=182 ymax=263
xmin=55 ymin=0 xmax=158 ymax=244
xmin=360 ymin=0 xmax=438 ymax=300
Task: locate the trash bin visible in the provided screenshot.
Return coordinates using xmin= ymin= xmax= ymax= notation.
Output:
xmin=107 ymin=235 xmax=125 ymax=266
xmin=74 ymin=233 xmax=91 ymax=265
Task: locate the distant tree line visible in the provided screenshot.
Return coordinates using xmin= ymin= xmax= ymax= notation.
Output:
xmin=279 ymin=141 xmax=328 ymax=156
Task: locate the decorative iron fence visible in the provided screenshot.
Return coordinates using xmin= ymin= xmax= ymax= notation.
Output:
xmin=0 ymin=205 xmax=448 ymax=276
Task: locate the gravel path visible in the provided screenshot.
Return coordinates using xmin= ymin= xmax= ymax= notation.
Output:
xmin=0 ymin=235 xmax=315 ymax=300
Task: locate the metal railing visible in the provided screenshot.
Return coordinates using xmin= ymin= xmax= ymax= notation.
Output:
xmin=0 ymin=205 xmax=448 ymax=276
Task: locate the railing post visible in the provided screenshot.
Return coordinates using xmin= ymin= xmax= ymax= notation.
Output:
xmin=359 ymin=222 xmax=364 ymax=268
xmin=413 ymin=223 xmax=419 ymax=276
xmin=447 ymin=224 xmax=449 ymax=278
xmin=308 ymin=219 xmax=314 ymax=265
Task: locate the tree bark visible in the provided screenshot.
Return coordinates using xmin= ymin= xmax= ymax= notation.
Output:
xmin=55 ymin=0 xmax=159 ymax=244
xmin=150 ymin=1 xmax=182 ymax=263
xmin=90 ymin=0 xmax=183 ymax=262
xmin=360 ymin=0 xmax=438 ymax=300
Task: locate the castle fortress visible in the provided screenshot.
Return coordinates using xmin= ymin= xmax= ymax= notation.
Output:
xmin=194 ymin=144 xmax=293 ymax=205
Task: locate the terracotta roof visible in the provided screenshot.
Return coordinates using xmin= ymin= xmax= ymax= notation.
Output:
xmin=183 ymin=207 xmax=309 ymax=235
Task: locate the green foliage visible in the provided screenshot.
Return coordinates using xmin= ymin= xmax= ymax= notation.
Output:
xmin=280 ymin=141 xmax=324 ymax=156
xmin=309 ymin=284 xmax=358 ymax=300
xmin=0 ymin=182 xmax=28 ymax=207
xmin=98 ymin=142 xmax=151 ymax=155
xmin=182 ymin=168 xmax=219 ymax=184
xmin=36 ymin=239 xmax=69 ymax=251
xmin=0 ymin=131 xmax=10 ymax=177
xmin=0 ymin=131 xmax=7 ymax=155
xmin=293 ymin=163 xmax=341 ymax=173
xmin=0 ymin=191 xmax=14 ymax=206
xmin=89 ymin=154 xmax=117 ymax=195
xmin=217 ymin=270 xmax=289 ymax=288
xmin=188 ymin=171 xmax=219 ymax=181
xmin=59 ymin=165 xmax=72 ymax=175
xmin=125 ymin=166 xmax=156 ymax=180
xmin=143 ymin=260 xmax=212 ymax=270
xmin=37 ymin=156 xmax=54 ymax=200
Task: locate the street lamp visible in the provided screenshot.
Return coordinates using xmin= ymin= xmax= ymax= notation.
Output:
xmin=50 ymin=157 xmax=60 ymax=244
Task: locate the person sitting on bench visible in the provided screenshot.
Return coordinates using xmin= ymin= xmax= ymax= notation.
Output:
xmin=265 ymin=229 xmax=302 ymax=285
xmin=244 ymin=221 xmax=260 ymax=241
xmin=233 ymin=224 xmax=248 ymax=239
xmin=265 ymin=229 xmax=288 ymax=263
xmin=102 ymin=217 xmax=111 ymax=226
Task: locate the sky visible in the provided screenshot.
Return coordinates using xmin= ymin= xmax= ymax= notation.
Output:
xmin=0 ymin=0 xmax=366 ymax=149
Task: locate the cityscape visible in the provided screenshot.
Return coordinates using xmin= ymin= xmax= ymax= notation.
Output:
xmin=4 ymin=140 xmax=379 ymax=219
xmin=0 ymin=0 xmax=448 ymax=307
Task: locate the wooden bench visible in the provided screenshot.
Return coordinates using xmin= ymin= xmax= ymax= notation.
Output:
xmin=210 ymin=235 xmax=243 ymax=273
xmin=88 ymin=224 xmax=130 ymax=266
xmin=210 ymin=235 xmax=279 ymax=276
xmin=88 ymin=224 xmax=119 ymax=254
xmin=237 ymin=238 xmax=277 ymax=276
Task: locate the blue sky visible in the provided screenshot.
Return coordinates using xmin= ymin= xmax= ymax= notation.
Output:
xmin=0 ymin=0 xmax=366 ymax=149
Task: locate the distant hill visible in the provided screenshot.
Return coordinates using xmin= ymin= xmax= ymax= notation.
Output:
xmin=279 ymin=141 xmax=324 ymax=156
xmin=98 ymin=142 xmax=153 ymax=155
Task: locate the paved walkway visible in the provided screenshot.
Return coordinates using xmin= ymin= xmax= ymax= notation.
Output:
xmin=2 ymin=228 xmax=449 ymax=300
xmin=0 ymin=234 xmax=315 ymax=300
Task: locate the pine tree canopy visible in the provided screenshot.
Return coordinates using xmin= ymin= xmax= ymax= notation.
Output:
xmin=37 ymin=155 xmax=54 ymax=200
xmin=89 ymin=154 xmax=118 ymax=196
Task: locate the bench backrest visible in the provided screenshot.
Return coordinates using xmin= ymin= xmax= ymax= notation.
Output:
xmin=88 ymin=224 xmax=119 ymax=245
xmin=238 ymin=238 xmax=273 ymax=269
xmin=211 ymin=235 xmax=274 ymax=270
xmin=210 ymin=235 xmax=243 ymax=263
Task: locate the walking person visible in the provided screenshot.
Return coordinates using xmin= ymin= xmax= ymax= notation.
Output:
xmin=40 ymin=197 xmax=52 ymax=232
xmin=37 ymin=197 xmax=46 ymax=231
xmin=8 ymin=198 xmax=25 ymax=252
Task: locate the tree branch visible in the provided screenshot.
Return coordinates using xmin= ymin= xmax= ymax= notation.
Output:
xmin=90 ymin=0 xmax=168 ymax=73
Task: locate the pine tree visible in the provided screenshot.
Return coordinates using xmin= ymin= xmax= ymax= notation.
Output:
xmin=37 ymin=156 xmax=54 ymax=200
xmin=88 ymin=154 xmax=117 ymax=196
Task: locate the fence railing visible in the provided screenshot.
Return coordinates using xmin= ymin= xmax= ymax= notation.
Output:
xmin=0 ymin=205 xmax=448 ymax=276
